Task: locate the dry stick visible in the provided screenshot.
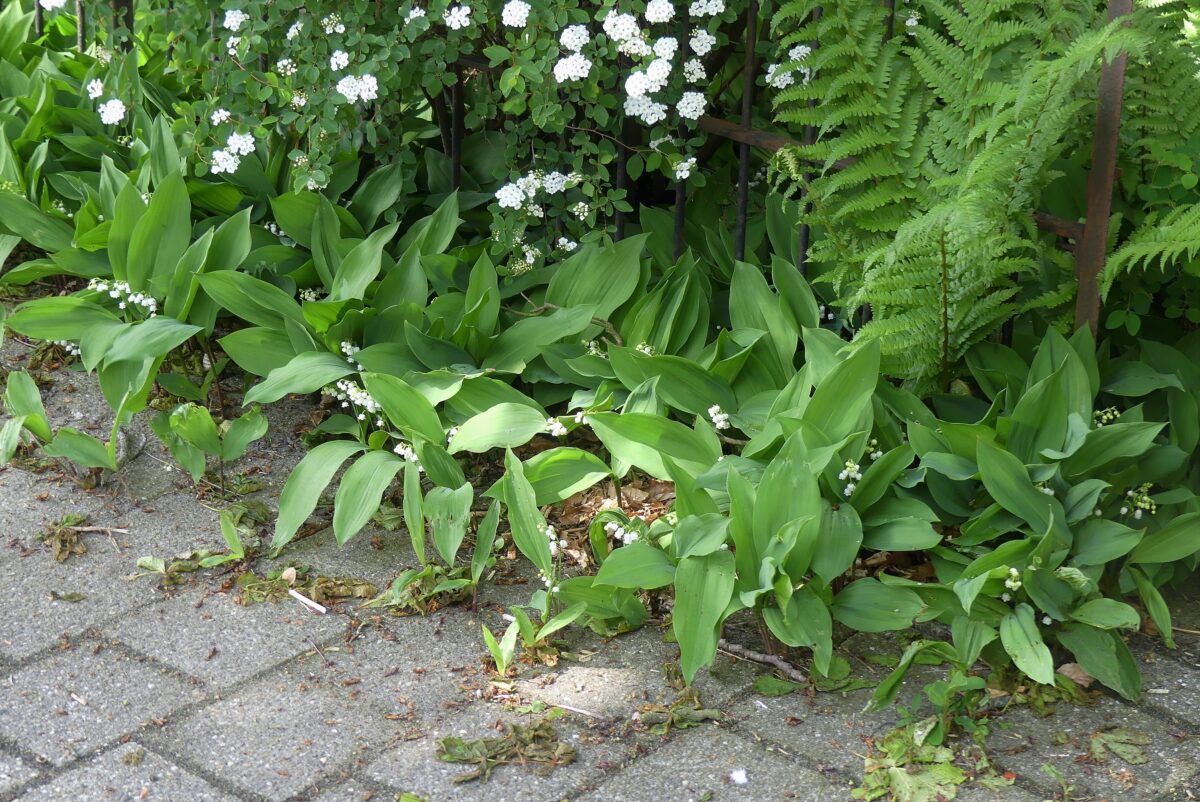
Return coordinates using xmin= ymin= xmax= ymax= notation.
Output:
xmin=550 ymin=702 xmax=601 ymax=718
xmin=717 ymin=638 xmax=808 ymax=683
xmin=64 ymin=526 xmax=130 ymax=534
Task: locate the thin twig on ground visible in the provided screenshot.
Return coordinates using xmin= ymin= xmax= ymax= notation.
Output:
xmin=717 ymin=638 xmax=808 ymax=683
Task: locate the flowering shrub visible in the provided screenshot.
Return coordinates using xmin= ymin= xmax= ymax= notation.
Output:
xmin=97 ymin=0 xmax=765 ymax=273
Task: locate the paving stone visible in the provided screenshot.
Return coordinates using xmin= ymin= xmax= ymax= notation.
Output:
xmin=307 ymin=778 xmax=385 ymax=801
xmin=107 ymin=588 xmax=345 ymax=686
xmin=365 ymin=702 xmax=633 ymax=802
xmin=265 ymin=524 xmax=418 ymax=589
xmin=1127 ymin=637 xmax=1200 ymax=728
xmin=730 ymin=684 xmax=894 ymax=777
xmin=0 ymin=492 xmax=224 ymax=660
xmin=954 ymin=784 xmax=1046 ymax=802
xmin=288 ymin=609 xmax=486 ymax=725
xmin=575 ymin=726 xmax=851 ymax=802
xmin=0 ymin=646 xmax=206 ymax=767
xmin=0 ymin=466 xmax=112 ymax=548
xmin=0 ymin=751 xmax=37 ymax=797
xmin=153 ymin=663 xmax=395 ymax=802
xmin=515 ymin=623 xmax=757 ymax=717
xmin=17 ymin=741 xmax=237 ymax=802
xmin=986 ymin=696 xmax=1200 ymax=801
xmin=103 ymin=441 xmax=190 ymax=505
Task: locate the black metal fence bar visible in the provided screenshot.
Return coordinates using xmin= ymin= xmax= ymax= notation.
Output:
xmin=732 ymin=0 xmax=757 ymax=261
xmin=450 ymin=65 xmax=464 ymax=191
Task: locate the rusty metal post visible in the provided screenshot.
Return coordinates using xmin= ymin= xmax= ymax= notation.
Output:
xmin=1074 ymin=0 xmax=1133 ymax=335
xmin=75 ymin=0 xmax=86 ymax=51
xmin=733 ymin=0 xmax=757 ymax=262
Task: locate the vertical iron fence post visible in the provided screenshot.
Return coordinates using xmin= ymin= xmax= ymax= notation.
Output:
xmin=450 ymin=64 xmax=464 ymax=191
xmin=1073 ymin=0 xmax=1133 ymax=335
xmin=614 ymin=50 xmax=630 ymax=241
xmin=733 ymin=0 xmax=757 ymax=262
xmin=672 ymin=19 xmax=691 ymax=260
xmin=795 ymin=7 xmax=821 ymax=275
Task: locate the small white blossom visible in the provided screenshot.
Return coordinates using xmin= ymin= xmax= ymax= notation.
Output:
xmin=548 ymin=417 xmax=568 ymax=438
xmin=286 ymin=20 xmax=304 ymax=40
xmin=86 ymin=79 xmax=104 ymax=100
xmin=444 ymin=5 xmax=471 ymax=30
xmin=689 ymin=0 xmax=725 ymax=16
xmin=554 ymin=53 xmax=592 ymax=83
xmin=501 ymin=0 xmax=530 ymax=28
xmin=729 ymin=769 xmax=748 ymax=786
xmin=291 ymin=91 xmax=308 ymax=109
xmin=674 ymin=156 xmax=697 ymax=180
xmin=495 ymin=183 xmax=525 ymax=209
xmin=226 ymin=132 xmax=255 ymax=156
xmin=210 ymin=107 xmax=231 ymax=125
xmin=1004 ymin=567 xmax=1022 ymax=592
xmin=624 ymin=96 xmax=668 ymax=125
xmin=210 ymin=148 xmax=240 ymax=174
xmin=683 ymin=59 xmax=706 ymax=82
xmin=40 ymin=0 xmax=67 ymax=8
xmin=560 ymin=25 xmax=590 ymax=52
xmin=765 ymin=63 xmax=794 ymax=89
xmin=653 ymin=37 xmax=678 ymax=59
xmin=707 ymin=404 xmax=730 ymax=430
xmin=603 ymin=11 xmax=640 ymax=42
xmin=689 ymin=28 xmax=716 ymax=56
xmin=646 ymin=58 xmax=672 ymax=87
xmin=556 ymin=236 xmax=578 ymax=252
xmin=543 ymin=171 xmax=568 ymax=194
xmin=98 ymin=98 xmax=126 ymax=125
xmin=222 ymin=8 xmax=250 ymax=31
xmin=1042 ymin=615 xmax=1053 ymax=626
xmin=358 ymin=74 xmax=379 ymax=101
xmin=677 ymin=91 xmax=706 ymax=120
xmin=620 ymin=37 xmax=653 ymax=58
xmin=644 ymin=0 xmax=674 ymax=23
xmin=321 ymin=14 xmax=346 ymax=34
xmin=225 ymin=36 xmax=241 ymax=56
xmin=329 ymin=50 xmax=350 ymax=71
xmin=393 ymin=442 xmax=423 ymax=471
xmin=625 ymin=71 xmax=651 ymax=98
xmin=276 ymin=58 xmax=297 ymax=76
